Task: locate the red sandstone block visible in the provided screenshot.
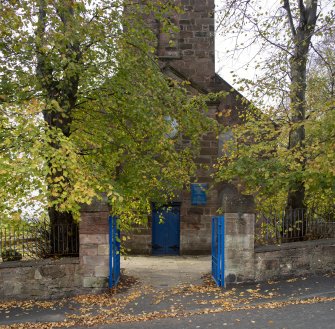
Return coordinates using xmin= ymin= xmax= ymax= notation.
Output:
xmin=187 ymin=207 xmax=204 ymax=215
xmin=82 ymin=255 xmax=108 ymax=266
xmin=78 ymin=264 xmax=96 ymax=276
xmin=204 ymin=208 xmax=211 ymax=215
xmin=80 ymin=234 xmax=108 ymax=245
xmin=80 ymin=213 xmax=109 ymax=234
xmin=80 ymin=246 xmax=98 ymax=257
xmin=94 ymin=265 xmax=109 ymax=277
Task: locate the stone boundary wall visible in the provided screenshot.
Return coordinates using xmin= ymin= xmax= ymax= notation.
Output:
xmin=1 ymin=209 xmax=334 ymax=300
xmin=224 ymin=213 xmax=335 ymax=285
xmin=0 ymin=199 xmax=111 ymax=300
xmin=0 ymin=258 xmax=81 ymax=300
xmin=254 ymin=238 xmax=335 ymax=281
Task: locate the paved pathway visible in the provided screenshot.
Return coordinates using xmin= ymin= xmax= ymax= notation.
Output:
xmin=121 ymin=256 xmax=211 ymax=289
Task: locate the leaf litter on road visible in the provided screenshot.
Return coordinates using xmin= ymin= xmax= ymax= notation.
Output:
xmin=1 ymin=273 xmax=335 ymax=329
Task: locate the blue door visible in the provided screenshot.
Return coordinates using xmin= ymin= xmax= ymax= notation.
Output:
xmin=152 ymin=204 xmax=180 ymax=255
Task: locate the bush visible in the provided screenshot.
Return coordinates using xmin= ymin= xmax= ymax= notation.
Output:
xmin=1 ymin=249 xmax=22 ymax=262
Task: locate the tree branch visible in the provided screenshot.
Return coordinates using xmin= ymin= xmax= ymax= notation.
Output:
xmin=306 ymin=0 xmax=318 ymax=28
xmin=283 ymin=0 xmax=297 ymax=37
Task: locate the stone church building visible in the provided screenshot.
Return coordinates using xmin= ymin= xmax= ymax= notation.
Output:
xmin=126 ymin=0 xmax=254 ymax=255
xmin=2 ymin=1 xmax=335 ymax=302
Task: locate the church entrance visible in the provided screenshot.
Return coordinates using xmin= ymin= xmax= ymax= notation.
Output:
xmin=152 ymin=203 xmax=180 ymax=255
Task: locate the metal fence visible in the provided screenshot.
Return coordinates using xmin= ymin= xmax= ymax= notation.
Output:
xmin=255 ymin=208 xmax=335 ymax=245
xmin=0 ymin=220 xmax=79 ymax=262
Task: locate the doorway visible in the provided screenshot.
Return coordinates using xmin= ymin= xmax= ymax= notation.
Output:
xmin=152 ymin=203 xmax=180 ymax=255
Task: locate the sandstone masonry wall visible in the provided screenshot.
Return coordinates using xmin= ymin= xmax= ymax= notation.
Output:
xmin=180 ymin=104 xmax=220 ymax=255
xmin=223 ymin=214 xmax=335 ymax=284
xmin=124 ymin=104 xmax=220 ymax=255
xmin=1 ymin=214 xmax=334 ymax=300
xmin=0 ymin=258 xmax=81 ymax=300
xmin=157 ymin=0 xmax=215 ymax=87
xmin=254 ymin=238 xmax=335 ymax=281
xmin=0 ymin=199 xmax=111 ymax=300
xmin=224 ymin=213 xmax=255 ymax=284
xmin=79 ymin=199 xmax=110 ymax=290
xmin=123 ymin=0 xmax=250 ymax=255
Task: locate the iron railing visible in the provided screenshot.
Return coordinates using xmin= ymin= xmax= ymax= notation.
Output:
xmin=0 ymin=220 xmax=79 ymax=262
xmin=255 ymin=208 xmax=335 ymax=245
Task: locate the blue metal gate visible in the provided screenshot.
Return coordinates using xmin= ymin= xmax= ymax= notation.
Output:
xmin=152 ymin=204 xmax=180 ymax=255
xmin=212 ymin=216 xmax=225 ymax=287
xmin=109 ymin=216 xmax=120 ymax=288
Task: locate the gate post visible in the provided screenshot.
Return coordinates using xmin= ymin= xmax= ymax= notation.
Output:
xmin=224 ymin=213 xmax=255 ymax=284
xmin=79 ymin=197 xmax=110 ymax=290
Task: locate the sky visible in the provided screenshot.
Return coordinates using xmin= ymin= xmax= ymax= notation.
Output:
xmin=214 ymin=0 xmax=277 ymax=88
xmin=214 ymin=0 xmax=334 ymax=94
xmin=214 ymin=0 xmax=285 ymax=104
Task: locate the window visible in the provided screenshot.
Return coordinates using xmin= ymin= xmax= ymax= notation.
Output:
xmin=191 ymin=183 xmax=208 ymax=205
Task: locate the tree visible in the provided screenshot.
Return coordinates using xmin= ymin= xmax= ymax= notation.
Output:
xmin=0 ymin=1 xmax=213 ymax=235
xmin=215 ymin=0 xmax=335 ymax=214
xmin=304 ymin=32 xmax=335 ymax=213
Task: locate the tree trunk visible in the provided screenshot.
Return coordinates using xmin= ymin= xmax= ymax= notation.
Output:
xmin=285 ymin=0 xmax=318 ymax=212
xmin=36 ymin=0 xmax=80 ymax=255
xmin=287 ymin=43 xmax=307 ymax=211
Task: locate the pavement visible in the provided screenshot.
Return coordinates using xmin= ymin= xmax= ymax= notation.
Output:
xmin=0 ymin=256 xmax=334 ymax=329
xmin=83 ymin=301 xmax=335 ymax=329
xmin=122 ymin=256 xmax=211 ymax=288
